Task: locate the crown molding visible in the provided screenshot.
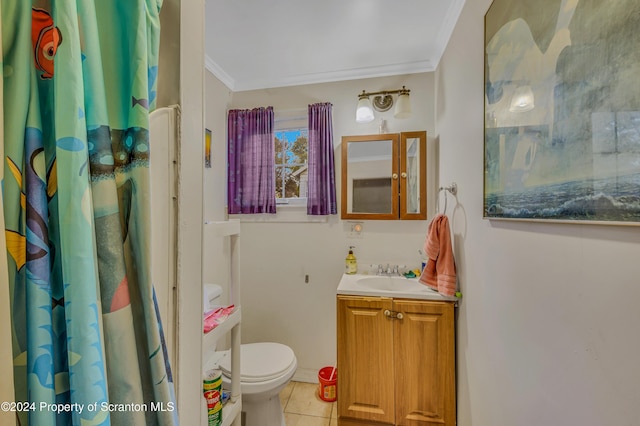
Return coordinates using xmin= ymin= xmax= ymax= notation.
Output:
xmin=230 ymin=59 xmax=434 ymax=92
xmin=204 ymin=55 xmax=235 ymax=91
xmin=431 ymin=0 xmax=466 ymax=67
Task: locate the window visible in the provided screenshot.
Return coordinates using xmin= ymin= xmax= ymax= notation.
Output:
xmin=274 ymin=128 xmax=308 ymax=202
xmin=228 ymin=106 xmax=333 ymax=222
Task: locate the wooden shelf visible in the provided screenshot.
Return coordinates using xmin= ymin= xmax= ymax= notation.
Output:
xmin=220 ymin=399 xmax=241 ymax=426
xmin=201 ymin=219 xmax=241 ymax=425
xmin=201 ymin=397 xmax=241 ymax=426
xmin=202 ymin=307 xmax=241 ymax=426
xmin=203 ymin=307 xmax=241 ymax=350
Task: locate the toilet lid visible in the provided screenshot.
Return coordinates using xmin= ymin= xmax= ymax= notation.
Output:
xmin=218 ymin=342 xmax=296 ymax=383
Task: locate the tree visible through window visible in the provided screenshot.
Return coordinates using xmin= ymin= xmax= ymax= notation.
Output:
xmin=275 ymin=129 xmax=308 ymax=199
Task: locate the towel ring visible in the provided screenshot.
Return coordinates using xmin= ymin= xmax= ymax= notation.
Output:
xmin=438 ymin=189 xmax=448 ymax=215
xmin=437 ymin=183 xmax=458 ymax=215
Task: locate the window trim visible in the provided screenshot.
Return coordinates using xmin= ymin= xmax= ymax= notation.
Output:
xmin=229 ymin=204 xmax=327 ymax=223
xmin=274 ymin=124 xmax=308 ymax=202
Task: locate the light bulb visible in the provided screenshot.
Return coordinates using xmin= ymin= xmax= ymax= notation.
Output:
xmin=356 ymin=96 xmax=374 ymax=123
xmin=393 ymin=92 xmax=411 ymax=119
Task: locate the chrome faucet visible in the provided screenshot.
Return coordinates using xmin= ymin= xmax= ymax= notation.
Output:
xmin=376 ymin=264 xmax=401 ymax=276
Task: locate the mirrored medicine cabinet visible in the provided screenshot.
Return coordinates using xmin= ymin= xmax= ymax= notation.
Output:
xmin=341 ymin=131 xmax=426 ymax=220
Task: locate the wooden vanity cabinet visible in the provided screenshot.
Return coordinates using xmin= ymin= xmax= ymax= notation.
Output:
xmin=337 ymin=295 xmax=455 ymax=426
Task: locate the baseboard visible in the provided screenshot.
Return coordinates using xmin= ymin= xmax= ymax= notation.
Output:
xmin=293 ymin=367 xmax=318 ymax=383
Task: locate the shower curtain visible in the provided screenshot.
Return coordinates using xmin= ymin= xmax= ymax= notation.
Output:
xmin=2 ymin=1 xmax=177 ymax=425
xmin=0 ymin=6 xmax=16 ymax=424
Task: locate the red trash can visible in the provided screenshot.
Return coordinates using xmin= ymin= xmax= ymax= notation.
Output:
xmin=318 ymin=366 xmax=337 ymax=402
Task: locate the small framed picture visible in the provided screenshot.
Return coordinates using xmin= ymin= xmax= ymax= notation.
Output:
xmin=205 ymin=128 xmax=212 ymax=168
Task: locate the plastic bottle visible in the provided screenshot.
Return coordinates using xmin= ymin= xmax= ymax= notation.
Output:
xmin=345 ymin=246 xmax=357 ymax=275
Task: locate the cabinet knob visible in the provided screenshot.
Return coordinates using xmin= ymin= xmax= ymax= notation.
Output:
xmin=392 ymin=173 xmax=398 ymax=179
xmin=401 ymin=172 xmax=407 ymax=178
xmin=384 ymin=310 xmax=404 ymax=320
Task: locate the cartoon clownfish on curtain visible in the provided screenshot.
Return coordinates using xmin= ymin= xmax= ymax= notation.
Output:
xmin=31 ymin=8 xmax=63 ymax=79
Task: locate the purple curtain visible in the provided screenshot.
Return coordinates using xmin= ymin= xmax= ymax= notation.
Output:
xmin=227 ymin=107 xmax=276 ymax=214
xmin=307 ymin=103 xmax=337 ymax=215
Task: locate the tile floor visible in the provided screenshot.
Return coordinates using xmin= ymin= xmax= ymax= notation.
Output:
xmin=279 ymin=381 xmax=337 ymax=426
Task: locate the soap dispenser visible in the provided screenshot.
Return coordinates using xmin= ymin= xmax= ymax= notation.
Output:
xmin=345 ymin=246 xmax=357 ymax=275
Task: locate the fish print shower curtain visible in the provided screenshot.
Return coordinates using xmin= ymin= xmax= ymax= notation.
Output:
xmin=2 ymin=0 xmax=178 ymax=425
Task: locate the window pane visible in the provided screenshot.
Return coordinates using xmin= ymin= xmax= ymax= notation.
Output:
xmin=274 ymin=129 xmax=308 ymax=198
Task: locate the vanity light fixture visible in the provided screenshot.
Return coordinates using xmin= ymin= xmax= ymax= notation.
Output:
xmin=355 ymin=86 xmax=411 ymax=123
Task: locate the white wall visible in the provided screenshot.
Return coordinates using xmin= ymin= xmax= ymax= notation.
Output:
xmin=172 ymin=0 xmax=204 ymax=423
xmin=437 ymin=1 xmax=640 ymax=425
xmin=203 ymin=73 xmax=234 ymax=308
xmin=205 ymin=72 xmax=438 ymax=380
xmin=204 ymin=73 xmax=233 ymax=222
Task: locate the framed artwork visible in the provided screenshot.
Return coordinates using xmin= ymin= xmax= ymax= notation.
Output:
xmin=205 ymin=128 xmax=212 ymax=168
xmin=484 ymin=0 xmax=640 ymax=225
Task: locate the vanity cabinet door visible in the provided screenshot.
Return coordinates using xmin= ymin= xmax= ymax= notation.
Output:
xmin=337 ymin=296 xmax=395 ymax=425
xmin=399 ymin=131 xmax=427 ymax=220
xmin=393 ymin=300 xmax=455 ymax=426
xmin=341 ymin=134 xmax=399 ymax=220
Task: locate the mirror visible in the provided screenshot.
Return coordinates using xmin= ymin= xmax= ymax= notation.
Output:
xmin=341 ymin=131 xmax=426 ymax=220
xmin=400 ymin=132 xmax=426 ymax=218
xmin=342 ymin=134 xmax=399 ymax=219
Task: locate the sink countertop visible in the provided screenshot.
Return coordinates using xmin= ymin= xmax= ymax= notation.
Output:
xmin=337 ymin=273 xmax=459 ymax=302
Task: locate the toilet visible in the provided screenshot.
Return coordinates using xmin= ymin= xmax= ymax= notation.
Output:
xmin=217 ymin=342 xmax=297 ymax=426
xmin=204 ymin=283 xmax=297 ymax=425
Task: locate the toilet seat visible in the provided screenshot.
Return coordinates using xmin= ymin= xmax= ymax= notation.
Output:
xmin=218 ymin=342 xmax=296 ymax=383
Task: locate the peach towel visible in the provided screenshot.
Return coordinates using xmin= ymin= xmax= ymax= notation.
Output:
xmin=419 ymin=214 xmax=456 ymax=296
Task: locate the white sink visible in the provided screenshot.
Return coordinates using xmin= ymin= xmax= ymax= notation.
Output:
xmin=356 ymin=275 xmax=427 ymax=292
xmin=337 ymin=273 xmax=457 ymax=301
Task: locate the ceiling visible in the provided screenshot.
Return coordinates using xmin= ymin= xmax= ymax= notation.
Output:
xmin=205 ymin=0 xmax=466 ymax=92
